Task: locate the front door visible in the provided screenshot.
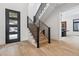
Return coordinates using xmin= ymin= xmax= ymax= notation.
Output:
xmin=61 ymin=21 xmax=67 ymax=37
xmin=5 ymin=9 xmax=20 ymax=44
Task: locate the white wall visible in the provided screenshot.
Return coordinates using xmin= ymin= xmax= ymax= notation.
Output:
xmin=0 ymin=3 xmax=28 ymax=45
xmin=42 ymin=3 xmax=79 ymax=40
xmin=42 ymin=3 xmax=79 ymax=48
xmin=61 ymin=5 xmax=79 ymax=48
xmin=28 ymin=3 xmax=41 ymax=20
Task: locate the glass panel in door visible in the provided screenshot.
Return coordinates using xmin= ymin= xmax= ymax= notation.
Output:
xmin=9 ymin=34 xmax=18 ymax=40
xmin=9 ymin=19 xmax=18 ymax=25
xmin=9 ymin=27 xmax=18 ymax=32
xmin=9 ymin=12 xmax=18 ymax=18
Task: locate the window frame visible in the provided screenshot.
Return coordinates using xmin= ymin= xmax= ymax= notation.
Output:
xmin=73 ymin=19 xmax=79 ymax=31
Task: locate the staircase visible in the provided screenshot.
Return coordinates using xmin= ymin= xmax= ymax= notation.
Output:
xmin=27 ymin=3 xmax=51 ymax=48
xmin=27 ymin=16 xmax=50 ymax=48
xmin=27 ymin=27 xmax=49 ymax=47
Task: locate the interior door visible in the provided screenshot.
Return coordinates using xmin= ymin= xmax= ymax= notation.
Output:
xmin=61 ymin=21 xmax=67 ymax=37
xmin=5 ymin=9 xmax=20 ymax=44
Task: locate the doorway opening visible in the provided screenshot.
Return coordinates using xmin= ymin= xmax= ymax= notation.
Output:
xmin=61 ymin=21 xmax=67 ymax=37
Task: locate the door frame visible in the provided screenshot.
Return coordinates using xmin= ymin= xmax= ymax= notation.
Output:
xmin=61 ymin=21 xmax=67 ymax=37
xmin=5 ymin=8 xmax=20 ymax=44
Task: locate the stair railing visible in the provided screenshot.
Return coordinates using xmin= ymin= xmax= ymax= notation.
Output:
xmin=27 ymin=16 xmax=39 ymax=48
xmin=34 ymin=3 xmax=47 ymax=23
xmin=34 ymin=3 xmax=51 ymax=44
xmin=27 ymin=3 xmax=51 ymax=48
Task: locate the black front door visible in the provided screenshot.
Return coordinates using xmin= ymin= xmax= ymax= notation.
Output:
xmin=5 ymin=9 xmax=20 ymax=44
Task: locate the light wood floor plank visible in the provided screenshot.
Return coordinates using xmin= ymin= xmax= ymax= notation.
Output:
xmin=0 ymin=40 xmax=79 ymax=56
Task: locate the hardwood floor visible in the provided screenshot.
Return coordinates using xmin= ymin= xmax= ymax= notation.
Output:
xmin=0 ymin=40 xmax=79 ymax=56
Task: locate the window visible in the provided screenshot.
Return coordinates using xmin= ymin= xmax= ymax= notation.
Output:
xmin=73 ymin=19 xmax=79 ymax=31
